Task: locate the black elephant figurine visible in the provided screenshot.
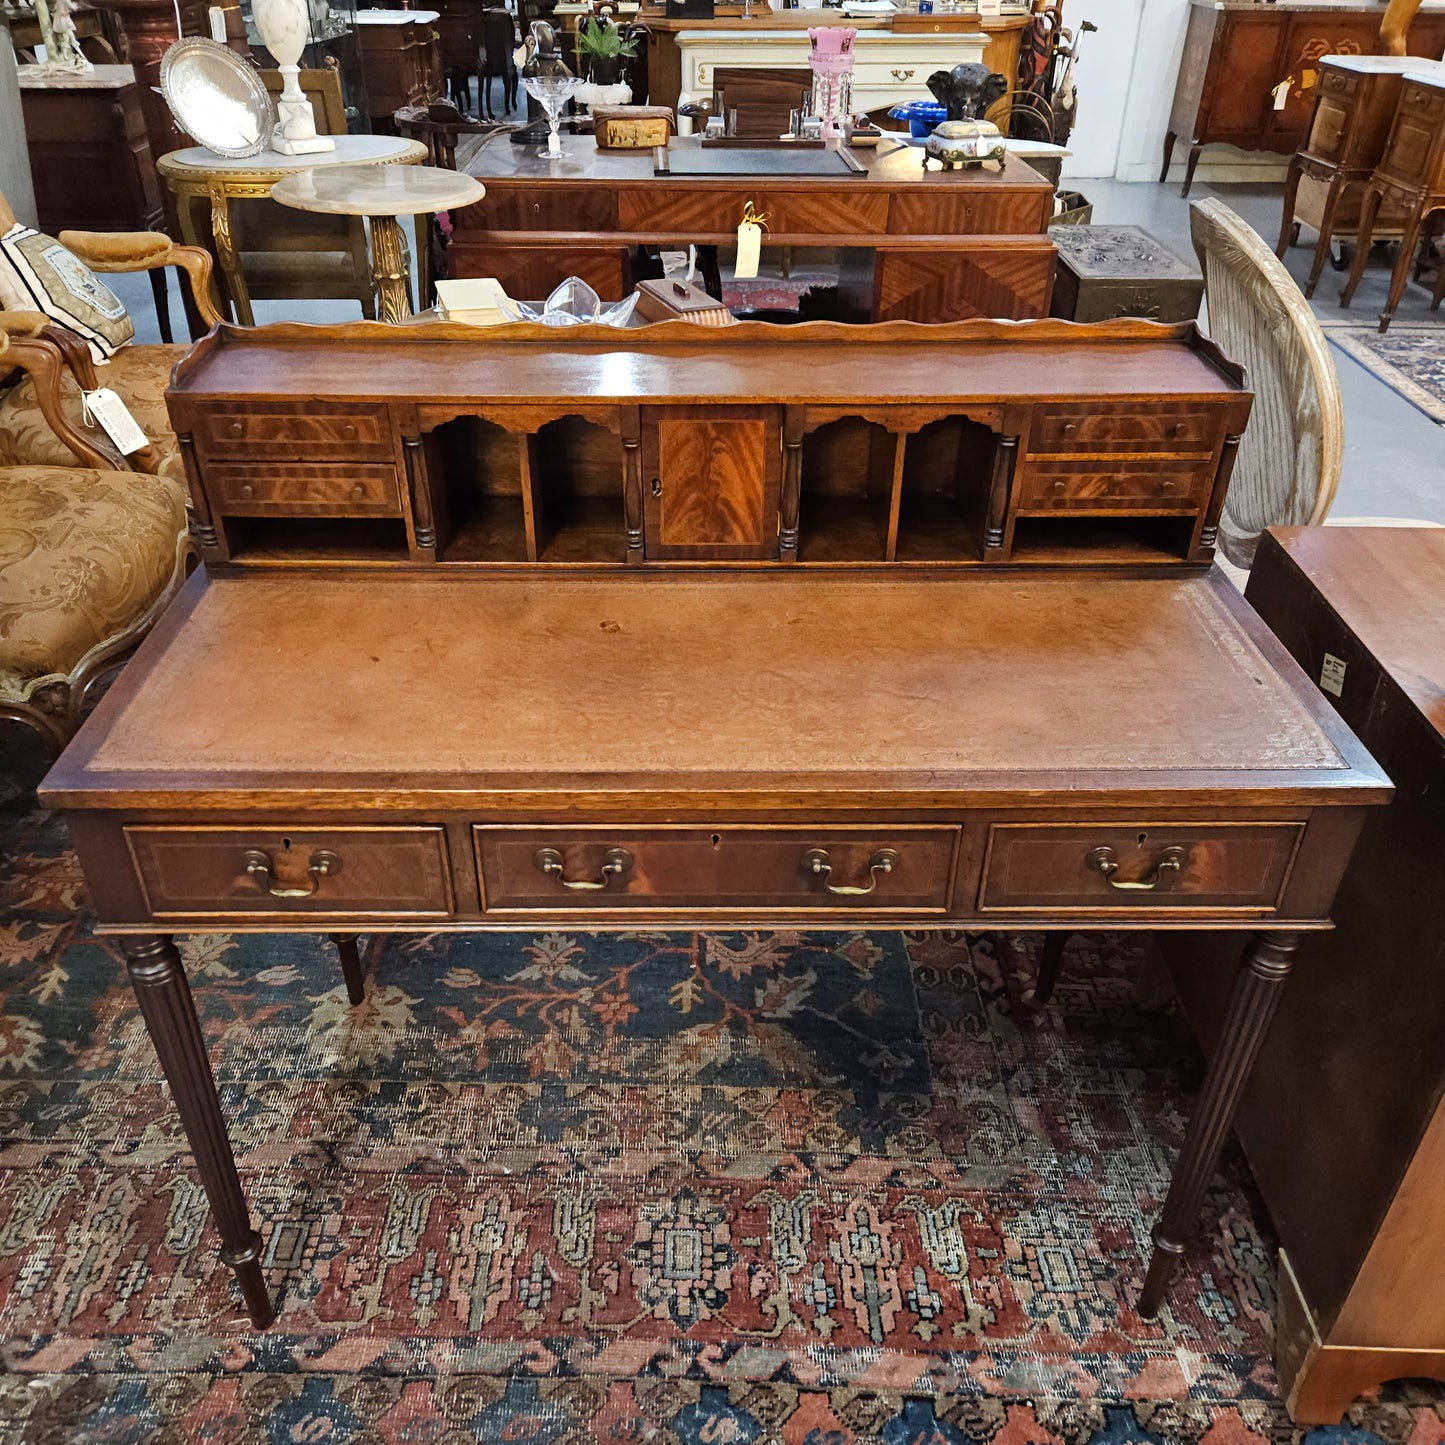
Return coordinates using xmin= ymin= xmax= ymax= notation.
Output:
xmin=925 ymin=62 xmax=1009 ymax=121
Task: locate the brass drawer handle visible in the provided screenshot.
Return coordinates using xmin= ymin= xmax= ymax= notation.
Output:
xmin=802 ymin=847 xmax=899 ymax=895
xmin=1086 ymin=844 xmax=1186 ymax=892
xmin=891 ymin=68 xmax=915 ymax=82
xmin=243 ymin=848 xmax=341 ymax=898
xmin=534 ymin=847 xmax=633 ymax=890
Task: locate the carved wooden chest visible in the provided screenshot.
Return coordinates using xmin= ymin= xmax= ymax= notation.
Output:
xmin=1048 ymin=225 xmax=1204 ymax=325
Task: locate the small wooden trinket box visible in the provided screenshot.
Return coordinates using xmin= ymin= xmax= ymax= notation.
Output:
xmin=593 ymin=106 xmax=675 ymax=150
xmin=634 ymin=278 xmax=736 ymax=326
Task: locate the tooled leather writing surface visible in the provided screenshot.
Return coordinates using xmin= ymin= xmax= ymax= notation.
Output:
xmin=82 ymin=572 xmax=1343 ymax=783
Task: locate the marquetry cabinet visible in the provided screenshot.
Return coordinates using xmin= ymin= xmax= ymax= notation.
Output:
xmin=165 ymin=318 xmax=1252 ymax=572
xmin=1164 ymin=0 xmax=1445 ymax=196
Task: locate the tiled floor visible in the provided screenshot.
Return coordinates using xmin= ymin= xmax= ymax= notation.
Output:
xmin=109 ymin=174 xmax=1445 ymax=522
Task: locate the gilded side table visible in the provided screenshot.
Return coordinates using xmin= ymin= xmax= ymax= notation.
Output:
xmin=270 ymin=163 xmax=485 ymax=322
xmin=1340 ymin=68 xmax=1445 ymax=330
xmin=156 ymin=135 xmax=428 ymax=325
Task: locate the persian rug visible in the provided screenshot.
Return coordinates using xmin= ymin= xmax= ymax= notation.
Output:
xmin=0 ymin=749 xmax=1442 ymax=1443
xmin=722 ymin=274 xmax=835 ymax=313
xmin=1321 ymin=321 xmax=1445 ymax=424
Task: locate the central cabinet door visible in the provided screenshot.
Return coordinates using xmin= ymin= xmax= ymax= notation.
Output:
xmin=642 ymin=405 xmax=782 ymax=560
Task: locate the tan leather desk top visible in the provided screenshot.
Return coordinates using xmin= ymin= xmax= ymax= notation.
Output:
xmin=45 ymin=569 xmax=1384 ymax=809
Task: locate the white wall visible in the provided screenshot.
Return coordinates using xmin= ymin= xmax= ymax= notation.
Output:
xmin=1059 ymin=0 xmax=1290 ymax=185
xmin=0 ymin=21 xmax=37 ymax=227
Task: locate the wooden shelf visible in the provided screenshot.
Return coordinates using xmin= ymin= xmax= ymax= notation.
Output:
xmin=797 ymin=495 xmax=889 ymax=563
xmin=1008 ymin=516 xmax=1195 ymax=565
xmin=440 ymin=497 xmax=530 ymax=563
xmin=223 ymin=517 xmax=411 ymax=564
xmin=894 ymin=495 xmax=983 ymax=563
xmin=538 ymin=496 xmax=628 ymax=564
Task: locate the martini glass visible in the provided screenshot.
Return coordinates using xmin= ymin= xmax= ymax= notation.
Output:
xmin=522 ymin=74 xmax=586 ymax=158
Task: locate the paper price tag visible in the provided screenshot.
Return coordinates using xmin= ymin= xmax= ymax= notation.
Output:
xmin=1320 ymin=653 xmax=1347 ymax=698
xmin=82 ymin=388 xmax=151 ymax=456
xmin=735 ymin=221 xmax=762 ymax=280
xmin=209 ymin=5 xmax=228 ymax=40
xmin=1273 ymin=79 xmax=1291 ymax=111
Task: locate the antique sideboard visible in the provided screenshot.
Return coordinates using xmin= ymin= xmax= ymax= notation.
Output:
xmin=1164 ymin=0 xmax=1445 ymax=195
xmin=39 ymin=322 xmax=1391 ymax=1357
xmin=450 ymin=138 xmax=1057 ymax=323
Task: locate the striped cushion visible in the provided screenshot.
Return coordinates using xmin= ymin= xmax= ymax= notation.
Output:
xmin=0 ymin=224 xmax=135 ymax=362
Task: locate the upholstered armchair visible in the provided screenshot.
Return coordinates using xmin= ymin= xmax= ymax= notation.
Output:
xmin=0 ymin=329 xmax=191 ymax=753
xmin=0 ymin=187 xmax=224 ymax=485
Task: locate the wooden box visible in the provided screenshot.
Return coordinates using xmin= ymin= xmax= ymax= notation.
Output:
xmin=593 ymin=105 xmax=674 ymax=150
xmin=1048 ymin=224 xmax=1203 ymax=325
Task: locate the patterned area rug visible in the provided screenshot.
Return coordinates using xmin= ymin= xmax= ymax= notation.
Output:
xmin=1321 ymin=322 xmax=1445 ymax=424
xmin=1 ymin=753 xmax=1442 ymax=1443
xmin=722 ymin=273 xmax=835 ymax=313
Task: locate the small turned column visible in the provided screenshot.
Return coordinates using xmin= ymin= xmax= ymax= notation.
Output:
xmin=122 ymin=934 xmax=275 ymax=1327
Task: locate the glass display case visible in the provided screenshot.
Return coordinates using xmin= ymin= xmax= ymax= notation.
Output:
xmin=240 ymin=0 xmax=370 ymax=132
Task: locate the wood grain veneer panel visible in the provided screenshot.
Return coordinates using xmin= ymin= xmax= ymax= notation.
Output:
xmin=76 ymin=573 xmax=1347 ymax=786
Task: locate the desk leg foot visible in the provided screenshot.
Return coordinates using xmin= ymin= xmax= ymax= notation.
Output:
xmin=329 ymin=933 xmax=365 ymax=1005
xmin=1137 ymin=928 xmax=1298 ymax=1319
xmin=123 ymin=934 xmax=276 ymax=1329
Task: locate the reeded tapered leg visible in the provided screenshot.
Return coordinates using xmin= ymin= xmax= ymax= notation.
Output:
xmin=123 ymin=934 xmax=275 ymax=1328
xmin=1023 ymin=932 xmax=1067 ymax=1007
xmin=329 ymin=933 xmax=365 ymax=1005
xmin=1138 ymin=929 xmax=1298 ymax=1318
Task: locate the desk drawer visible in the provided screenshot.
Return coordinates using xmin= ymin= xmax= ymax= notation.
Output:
xmin=1027 ymin=403 xmax=1220 ymax=455
xmin=475 ymin=825 xmax=957 ymax=912
xmin=125 ymin=826 xmax=454 ymax=917
xmin=616 ymin=188 xmax=891 ymax=237
xmin=977 ymin=822 xmax=1304 ymax=913
xmin=1015 ymin=459 xmax=1212 ymax=512
xmin=195 ymin=403 xmax=393 ymax=459
xmin=209 ymin=463 xmax=402 ymax=517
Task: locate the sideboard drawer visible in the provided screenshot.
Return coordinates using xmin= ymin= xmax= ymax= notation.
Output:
xmin=209 ymin=463 xmax=402 ymax=517
xmin=1014 ymin=459 xmax=1212 ymax=512
xmin=125 ymin=826 xmax=454 ymax=917
xmin=475 ymin=825 xmax=958 ymax=912
xmin=616 ymin=188 xmax=891 ymax=237
xmin=1027 ymin=403 xmax=1220 ymax=455
xmin=195 ymin=403 xmax=394 ymax=459
xmin=976 ymin=822 xmax=1304 ymax=913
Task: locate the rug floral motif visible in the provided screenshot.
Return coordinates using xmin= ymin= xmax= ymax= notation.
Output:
xmin=1322 ymin=322 xmax=1445 ymax=425
xmin=0 ymin=754 xmax=1441 ymax=1443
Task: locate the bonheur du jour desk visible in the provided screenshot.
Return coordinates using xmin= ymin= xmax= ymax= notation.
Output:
xmin=449 ymin=136 xmax=1056 ymax=323
xmin=37 ymin=321 xmax=1389 ymax=1335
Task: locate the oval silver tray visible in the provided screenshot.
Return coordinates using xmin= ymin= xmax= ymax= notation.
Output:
xmin=160 ymin=38 xmax=275 ymax=159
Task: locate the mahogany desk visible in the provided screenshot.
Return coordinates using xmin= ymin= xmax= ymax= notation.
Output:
xmin=39 ymin=566 xmax=1389 ymax=1330
xmin=449 ymin=136 xmax=1057 ymax=322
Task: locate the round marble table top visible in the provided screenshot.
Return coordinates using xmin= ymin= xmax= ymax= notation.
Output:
xmin=159 ymin=134 xmax=426 ymax=177
xmin=270 ymin=163 xmax=486 ymax=216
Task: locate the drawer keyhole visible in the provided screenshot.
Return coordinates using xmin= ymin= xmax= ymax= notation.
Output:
xmin=711 ymin=833 xmax=721 ymax=849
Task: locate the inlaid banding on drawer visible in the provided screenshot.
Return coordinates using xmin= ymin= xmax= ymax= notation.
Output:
xmin=1014 ymin=459 xmax=1212 ymax=512
xmin=210 ymin=463 xmax=401 ymax=516
xmin=125 ymin=826 xmax=454 ymax=917
xmin=616 ymin=189 xmax=891 ymax=236
xmin=475 ymin=825 xmax=958 ymax=912
xmin=195 ymin=403 xmax=393 ymax=459
xmin=1028 ymin=403 xmax=1221 ymax=454
xmin=976 ymin=822 xmax=1305 ymax=913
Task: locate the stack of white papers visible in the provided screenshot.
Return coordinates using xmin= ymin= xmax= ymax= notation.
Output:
xmin=435 ymin=277 xmax=512 ymax=326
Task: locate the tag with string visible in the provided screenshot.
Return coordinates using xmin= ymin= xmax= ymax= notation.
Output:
xmin=82 ymin=389 xmax=151 ymax=455
xmin=735 ymin=201 xmax=768 ymax=280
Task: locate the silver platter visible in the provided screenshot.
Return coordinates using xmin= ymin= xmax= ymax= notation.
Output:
xmin=159 ymin=38 xmax=275 ymax=159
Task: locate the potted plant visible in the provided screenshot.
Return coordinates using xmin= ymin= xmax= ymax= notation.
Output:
xmin=575 ymin=17 xmax=639 ymax=88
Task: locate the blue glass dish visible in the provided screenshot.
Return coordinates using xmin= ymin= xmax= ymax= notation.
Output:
xmin=888 ymin=101 xmax=947 ymax=138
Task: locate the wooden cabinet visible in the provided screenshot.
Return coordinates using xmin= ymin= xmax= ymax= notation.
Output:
xmin=356 ymin=9 xmax=443 ymax=127
xmin=1164 ymin=0 xmax=1445 ymax=195
xmin=164 ymin=319 xmax=1252 ymax=572
xmin=1161 ymin=527 xmax=1445 ymax=1424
